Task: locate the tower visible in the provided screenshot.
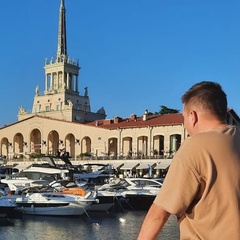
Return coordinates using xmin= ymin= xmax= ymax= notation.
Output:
xmin=18 ymin=0 xmax=106 ymax=123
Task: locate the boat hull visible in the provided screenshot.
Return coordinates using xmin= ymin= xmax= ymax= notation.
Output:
xmin=0 ymin=197 xmax=22 ymax=218
xmin=87 ymin=195 xmax=115 ymax=212
xmin=0 ymin=206 xmax=17 ymax=218
xmin=17 ymin=204 xmax=87 ymax=216
xmin=16 ymin=193 xmax=94 ymax=216
xmin=121 ymin=194 xmax=156 ymax=211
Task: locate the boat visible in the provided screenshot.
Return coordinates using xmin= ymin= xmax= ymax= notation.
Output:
xmin=1 ymin=164 xmax=114 ymax=214
xmin=74 ymin=163 xmax=115 ymax=187
xmin=50 ymin=179 xmax=116 ymax=212
xmin=0 ymin=189 xmax=18 ymax=218
xmin=121 ymin=178 xmax=162 ymax=210
xmin=19 ymin=156 xmax=71 ymax=182
xmin=0 ymin=198 xmax=17 ymax=218
xmin=120 ymin=190 xmax=157 ymax=210
xmin=0 ymin=166 xmax=6 ymax=179
xmin=20 ymin=156 xmax=115 ymax=187
xmin=15 ymin=185 xmax=97 ymax=216
xmin=98 ymin=178 xmax=162 ymax=210
xmin=1 ymin=178 xmax=49 ymax=195
xmin=1 ymin=178 xmax=98 ymax=216
xmin=87 ymin=190 xmax=120 ymax=212
xmin=0 ymin=189 xmax=21 ymax=218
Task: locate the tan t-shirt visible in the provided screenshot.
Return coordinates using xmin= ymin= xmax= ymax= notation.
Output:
xmin=154 ymin=125 xmax=240 ymax=240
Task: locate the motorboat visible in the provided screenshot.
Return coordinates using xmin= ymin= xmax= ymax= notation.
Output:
xmin=87 ymin=190 xmax=121 ymax=212
xmin=121 ymin=178 xmax=162 ymax=210
xmin=19 ymin=156 xmax=71 ymax=182
xmin=0 ymin=157 xmax=118 ymax=214
xmin=0 ymin=189 xmax=18 ymax=218
xmin=74 ymin=163 xmax=116 ymax=188
xmin=0 ymin=166 xmax=6 ymax=179
xmin=0 ymin=197 xmax=17 ymax=218
xmin=1 ymin=178 xmax=49 ymax=195
xmin=1 ymin=178 xmax=98 ymax=216
xmin=98 ymin=178 xmax=162 ymax=193
xmin=120 ymin=190 xmax=158 ymax=210
xmin=0 ymin=189 xmax=21 ymax=218
xmin=20 ymin=157 xmax=115 ymax=187
xmin=49 ymin=179 xmax=116 ymax=212
xmin=98 ymin=178 xmax=162 ymax=210
xmin=15 ymin=185 xmax=97 ymax=216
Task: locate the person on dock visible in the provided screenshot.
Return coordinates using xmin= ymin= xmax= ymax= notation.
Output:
xmin=138 ymin=81 xmax=240 ymax=239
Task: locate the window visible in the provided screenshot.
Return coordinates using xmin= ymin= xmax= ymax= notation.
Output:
xmin=35 ymin=106 xmax=40 ymax=113
xmin=56 ymin=105 xmax=61 ymax=111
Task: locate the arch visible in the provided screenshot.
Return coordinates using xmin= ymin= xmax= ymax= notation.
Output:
xmin=170 ymin=134 xmax=182 ymax=156
xmin=122 ymin=136 xmax=132 ymax=158
xmin=30 ymin=129 xmax=42 ymax=154
xmin=137 ymin=135 xmax=148 ymax=158
xmin=153 ymin=135 xmax=164 ymax=158
xmin=65 ymin=133 xmax=75 ymax=157
xmin=13 ymin=133 xmax=24 ymax=155
xmin=0 ymin=137 xmax=9 ymax=159
xmin=47 ymin=130 xmax=59 ymax=156
xmin=108 ymin=137 xmax=117 ymax=159
xmin=81 ymin=137 xmax=91 ymax=155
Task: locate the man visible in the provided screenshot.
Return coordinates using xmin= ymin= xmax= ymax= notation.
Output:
xmin=138 ymin=81 xmax=240 ymax=239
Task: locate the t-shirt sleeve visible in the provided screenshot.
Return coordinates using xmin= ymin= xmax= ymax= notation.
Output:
xmin=154 ymin=153 xmax=201 ymax=216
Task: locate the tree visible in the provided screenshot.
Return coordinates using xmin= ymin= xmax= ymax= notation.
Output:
xmin=157 ymin=105 xmax=179 ymax=115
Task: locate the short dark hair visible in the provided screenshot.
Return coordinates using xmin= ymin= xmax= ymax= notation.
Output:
xmin=181 ymin=81 xmax=227 ymax=121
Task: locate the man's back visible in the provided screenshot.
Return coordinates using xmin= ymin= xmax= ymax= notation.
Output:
xmin=154 ymin=125 xmax=240 ymax=239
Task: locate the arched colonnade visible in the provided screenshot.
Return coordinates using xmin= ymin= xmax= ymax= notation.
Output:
xmin=0 ymin=128 xmax=182 ymax=160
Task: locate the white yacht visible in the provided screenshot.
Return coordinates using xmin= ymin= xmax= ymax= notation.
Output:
xmin=98 ymin=178 xmax=162 ymax=210
xmin=15 ymin=189 xmax=97 ymax=216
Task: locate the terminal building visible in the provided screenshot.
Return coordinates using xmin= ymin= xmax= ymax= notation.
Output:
xmin=0 ymin=1 xmax=239 ymax=174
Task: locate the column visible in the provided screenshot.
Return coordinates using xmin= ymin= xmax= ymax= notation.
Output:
xmin=56 ymin=72 xmax=59 ymax=89
xmin=75 ymin=74 xmax=78 ymax=92
xmin=66 ymin=72 xmax=69 ymax=90
xmin=45 ymin=74 xmax=48 ymax=92
xmin=148 ymin=126 xmax=153 ymax=158
xmin=50 ymin=73 xmax=53 ymax=90
xmin=71 ymin=74 xmax=74 ymax=91
xmin=118 ymin=129 xmax=122 ymax=158
xmin=164 ymin=135 xmax=170 ymax=158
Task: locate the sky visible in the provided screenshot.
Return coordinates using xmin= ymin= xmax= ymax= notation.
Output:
xmin=1 ymin=0 xmax=240 ymax=126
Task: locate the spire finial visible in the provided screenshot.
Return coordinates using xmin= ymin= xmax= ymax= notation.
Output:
xmin=57 ymin=0 xmax=67 ymax=62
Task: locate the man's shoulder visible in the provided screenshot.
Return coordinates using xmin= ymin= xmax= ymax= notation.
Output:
xmin=180 ymin=125 xmax=237 ymax=149
xmin=192 ymin=125 xmax=238 ymax=140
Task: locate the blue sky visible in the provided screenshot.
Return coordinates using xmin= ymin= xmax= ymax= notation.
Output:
xmin=1 ymin=0 xmax=240 ymax=126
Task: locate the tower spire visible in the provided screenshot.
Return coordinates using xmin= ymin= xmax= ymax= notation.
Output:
xmin=57 ymin=0 xmax=67 ymax=62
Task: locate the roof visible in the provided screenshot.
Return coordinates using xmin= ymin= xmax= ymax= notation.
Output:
xmin=227 ymin=108 xmax=240 ymax=123
xmin=0 ymin=115 xmax=84 ymax=130
xmin=0 ymin=113 xmax=183 ymax=131
xmin=85 ymin=113 xmax=184 ymax=130
xmin=2 ymin=110 xmax=239 ymax=131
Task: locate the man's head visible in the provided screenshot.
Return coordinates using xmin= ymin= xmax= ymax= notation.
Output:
xmin=181 ymin=81 xmax=227 ymax=136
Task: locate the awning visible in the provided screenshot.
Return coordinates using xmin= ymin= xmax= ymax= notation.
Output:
xmin=136 ymin=163 xmax=154 ymax=170
xmin=110 ymin=162 xmax=124 ymax=169
xmin=120 ymin=162 xmax=139 ymax=170
xmin=13 ymin=163 xmax=32 ymax=171
xmin=154 ymin=159 xmax=172 ymax=169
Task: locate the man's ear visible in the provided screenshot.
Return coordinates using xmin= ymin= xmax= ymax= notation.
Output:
xmin=190 ymin=110 xmax=198 ymax=127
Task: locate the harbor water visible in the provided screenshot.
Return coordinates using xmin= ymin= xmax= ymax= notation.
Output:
xmin=0 ymin=211 xmax=180 ymax=240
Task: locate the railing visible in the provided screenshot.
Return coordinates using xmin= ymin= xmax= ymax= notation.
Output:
xmin=74 ymin=154 xmax=171 ymax=161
